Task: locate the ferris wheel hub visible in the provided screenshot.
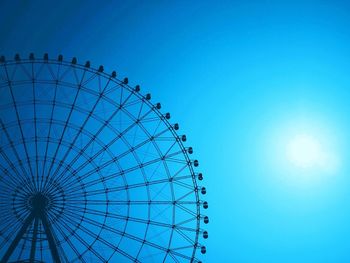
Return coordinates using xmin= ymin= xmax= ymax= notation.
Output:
xmin=29 ymin=193 xmax=50 ymax=214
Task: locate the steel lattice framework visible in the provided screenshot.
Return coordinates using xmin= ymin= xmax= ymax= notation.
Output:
xmin=0 ymin=54 xmax=208 ymax=263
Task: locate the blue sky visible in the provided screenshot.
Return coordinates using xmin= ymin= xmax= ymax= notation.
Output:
xmin=1 ymin=0 xmax=350 ymax=262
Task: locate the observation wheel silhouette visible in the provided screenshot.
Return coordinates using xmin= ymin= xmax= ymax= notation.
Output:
xmin=0 ymin=54 xmax=208 ymax=263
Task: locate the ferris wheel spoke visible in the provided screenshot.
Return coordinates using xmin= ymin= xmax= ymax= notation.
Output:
xmin=80 ymin=212 xmax=194 ymax=262
xmin=55 ymin=105 xmax=152 ymax=190
xmin=63 ymin=204 xmax=198 ymax=233
xmin=63 ymin=153 xmax=173 ymax=193
xmin=40 ymin=63 xmax=61 ymax=191
xmin=169 ymin=245 xmax=202 ymax=263
xmin=173 ymin=228 xmax=196 ymax=247
xmin=45 ymin=75 xmax=114 ymax=190
xmin=0 ymin=120 xmax=35 ymax=191
xmin=176 ymin=203 xmax=199 ymax=217
xmin=30 ymin=62 xmax=40 ymax=191
xmin=64 ymin=175 xmax=192 ymax=197
xmin=60 ymin=213 xmax=142 ymax=262
xmin=122 ymin=117 xmax=179 ymax=257
xmin=0 ymin=218 xmax=24 ymax=247
xmin=0 ymin=155 xmax=31 ymax=194
xmin=27 ymin=128 xmax=108 ymax=194
xmin=68 ymin=103 xmax=151 ymax=174
xmin=55 ymin=218 xmax=112 ymax=263
xmin=54 ymin=205 xmax=95 ymax=228
xmin=77 ymin=200 xmax=197 ymax=206
xmin=175 ymin=183 xmax=197 ymax=196
xmin=0 ymin=165 xmax=22 ymax=193
xmin=79 ymin=223 xmax=141 ymax=262
xmin=58 ymin=133 xmax=150 ymax=191
xmin=44 ymin=68 xmax=87 ymax=191
xmin=3 ymin=65 xmax=36 ymax=190
xmin=167 ymin=250 xmax=181 ymax=263
xmin=53 ymin=222 xmax=88 ymax=263
xmin=63 ymin=205 xmax=116 ymax=221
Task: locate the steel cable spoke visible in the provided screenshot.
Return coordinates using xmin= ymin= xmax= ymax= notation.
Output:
xmin=3 ymin=64 xmax=36 ymax=190
xmin=46 ymin=73 xmax=114 ymax=187
xmin=0 ymin=119 xmax=35 ymax=191
xmin=44 ymin=66 xmax=87 ymax=189
xmin=40 ymin=62 xmax=61 ymax=191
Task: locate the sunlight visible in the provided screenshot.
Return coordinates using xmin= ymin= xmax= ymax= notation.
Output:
xmin=263 ymin=115 xmax=342 ymax=181
xmin=280 ymin=119 xmax=341 ymax=174
xmin=286 ymin=134 xmax=322 ymax=168
xmin=285 ymin=131 xmax=339 ymax=173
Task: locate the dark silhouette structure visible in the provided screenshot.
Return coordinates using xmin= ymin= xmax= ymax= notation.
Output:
xmin=0 ymin=54 xmax=208 ymax=262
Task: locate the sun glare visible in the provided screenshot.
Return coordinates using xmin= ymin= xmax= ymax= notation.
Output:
xmin=263 ymin=116 xmax=342 ymax=182
xmin=286 ymin=134 xmax=322 ymax=168
xmin=285 ymin=132 xmax=338 ymax=172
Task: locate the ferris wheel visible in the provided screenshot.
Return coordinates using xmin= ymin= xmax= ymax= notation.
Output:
xmin=0 ymin=54 xmax=208 ymax=262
